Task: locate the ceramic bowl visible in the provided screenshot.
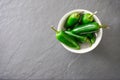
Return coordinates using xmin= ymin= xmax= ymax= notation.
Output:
xmin=58 ymin=9 xmax=103 ymax=54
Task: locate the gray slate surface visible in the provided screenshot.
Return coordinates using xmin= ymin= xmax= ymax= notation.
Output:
xmin=0 ymin=0 xmax=120 ymax=79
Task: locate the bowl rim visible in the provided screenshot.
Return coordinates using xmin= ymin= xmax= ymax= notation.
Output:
xmin=58 ymin=9 xmax=103 ymax=54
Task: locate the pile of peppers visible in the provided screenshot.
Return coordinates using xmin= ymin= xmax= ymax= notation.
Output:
xmin=52 ymin=11 xmax=106 ymax=50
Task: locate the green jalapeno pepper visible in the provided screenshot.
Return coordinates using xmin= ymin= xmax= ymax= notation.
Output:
xmin=82 ymin=11 xmax=97 ymax=24
xmin=51 ymin=27 xmax=80 ymax=50
xmin=65 ymin=31 xmax=90 ymax=43
xmin=65 ymin=12 xmax=81 ymax=28
xmin=86 ymin=33 xmax=96 ymax=45
xmin=72 ymin=22 xmax=105 ymax=34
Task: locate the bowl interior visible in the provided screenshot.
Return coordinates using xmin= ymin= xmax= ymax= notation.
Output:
xmin=58 ymin=9 xmax=103 ymax=54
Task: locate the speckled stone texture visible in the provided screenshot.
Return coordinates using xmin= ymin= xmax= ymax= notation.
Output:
xmin=0 ymin=0 xmax=120 ymax=79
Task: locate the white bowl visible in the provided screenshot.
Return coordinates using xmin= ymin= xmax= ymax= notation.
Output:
xmin=58 ymin=9 xmax=103 ymax=54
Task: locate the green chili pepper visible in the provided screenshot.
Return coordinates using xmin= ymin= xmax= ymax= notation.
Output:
xmin=65 ymin=31 xmax=90 ymax=43
xmin=51 ymin=27 xmax=80 ymax=50
xmin=86 ymin=33 xmax=96 ymax=45
xmin=82 ymin=11 xmax=97 ymax=24
xmin=72 ymin=22 xmax=106 ymax=34
xmin=91 ymin=35 xmax=96 ymax=44
xmin=65 ymin=12 xmax=81 ymax=28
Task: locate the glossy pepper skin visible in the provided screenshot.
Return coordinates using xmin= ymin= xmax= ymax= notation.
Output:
xmin=72 ymin=22 xmax=100 ymax=34
xmin=82 ymin=13 xmax=94 ymax=24
xmin=65 ymin=31 xmax=89 ymax=43
xmin=51 ymin=27 xmax=80 ymax=50
xmin=65 ymin=12 xmax=81 ymax=28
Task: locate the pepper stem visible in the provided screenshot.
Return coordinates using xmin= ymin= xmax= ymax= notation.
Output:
xmin=99 ymin=25 xmax=109 ymax=29
xmin=51 ymin=26 xmax=59 ymax=33
xmin=89 ymin=11 xmax=97 ymax=18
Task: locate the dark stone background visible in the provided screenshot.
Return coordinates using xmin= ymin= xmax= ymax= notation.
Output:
xmin=0 ymin=0 xmax=120 ymax=79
